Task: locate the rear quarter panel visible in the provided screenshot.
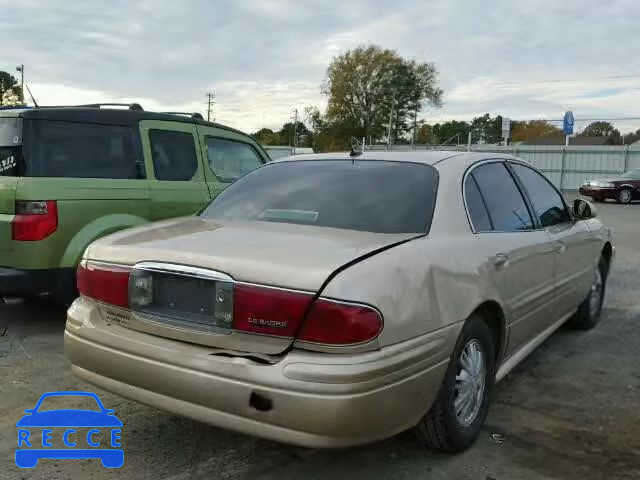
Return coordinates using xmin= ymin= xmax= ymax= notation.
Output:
xmin=10 ymin=177 xmax=151 ymax=269
xmin=320 ymin=234 xmax=505 ymax=354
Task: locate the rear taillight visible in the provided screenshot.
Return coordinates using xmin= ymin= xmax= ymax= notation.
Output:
xmin=77 ymin=261 xmax=131 ymax=308
xmin=232 ymin=284 xmax=383 ymax=346
xmin=297 ymin=299 xmax=383 ymax=345
xmin=12 ymin=201 xmax=58 ymax=241
xmin=232 ymin=284 xmax=313 ymax=337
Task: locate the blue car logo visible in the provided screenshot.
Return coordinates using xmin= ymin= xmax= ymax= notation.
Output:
xmin=15 ymin=391 xmax=123 ymax=468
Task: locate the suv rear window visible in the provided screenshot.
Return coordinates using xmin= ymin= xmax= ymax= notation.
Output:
xmin=22 ymin=120 xmax=142 ymax=179
xmin=0 ymin=117 xmax=23 ymax=176
xmin=199 ymin=160 xmax=438 ymax=234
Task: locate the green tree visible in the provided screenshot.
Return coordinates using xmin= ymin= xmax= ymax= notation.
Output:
xmin=471 ymin=114 xmax=503 ymax=144
xmin=623 ymin=128 xmax=640 ymax=145
xmin=0 ymin=71 xmax=23 ymax=107
xmin=579 ymin=121 xmax=622 ymax=145
xmin=415 ymin=123 xmax=433 ymax=144
xmin=252 ymin=128 xmax=278 ymax=145
xmin=322 ymin=45 xmax=443 ymax=144
xmin=432 ymin=121 xmax=470 ymax=145
xmin=580 ymin=121 xmax=618 ymax=137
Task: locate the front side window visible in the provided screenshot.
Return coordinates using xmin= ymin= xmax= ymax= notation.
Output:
xmin=23 ymin=120 xmax=139 ymax=179
xmin=470 ymin=162 xmax=533 ymax=232
xmin=510 ymin=163 xmax=570 ymax=227
xmin=149 ymin=129 xmax=198 ymax=181
xmin=200 ymin=160 xmax=438 ymax=234
xmin=206 ymin=137 xmax=263 ymax=183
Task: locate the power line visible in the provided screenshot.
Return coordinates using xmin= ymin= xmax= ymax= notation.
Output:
xmin=494 ymin=73 xmax=640 ymax=86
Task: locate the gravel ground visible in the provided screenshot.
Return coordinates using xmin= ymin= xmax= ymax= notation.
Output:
xmin=1 ymin=198 xmax=639 ymax=480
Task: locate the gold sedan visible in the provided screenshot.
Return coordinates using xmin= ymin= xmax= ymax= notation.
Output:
xmin=65 ymin=152 xmax=613 ymax=452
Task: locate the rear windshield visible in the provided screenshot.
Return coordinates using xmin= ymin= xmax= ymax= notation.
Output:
xmin=199 ymin=160 xmax=438 ymax=234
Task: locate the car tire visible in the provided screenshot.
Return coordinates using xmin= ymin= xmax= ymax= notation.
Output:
xmin=416 ymin=314 xmax=495 ymax=452
xmin=616 ymin=188 xmax=633 ymax=204
xmin=567 ymin=257 xmax=608 ymax=330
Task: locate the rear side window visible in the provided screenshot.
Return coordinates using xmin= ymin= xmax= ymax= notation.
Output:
xmin=470 ymin=162 xmax=533 ymax=232
xmin=206 ymin=137 xmax=263 ymax=183
xmin=149 ymin=130 xmax=198 ymax=181
xmin=200 ymin=160 xmax=438 ymax=234
xmin=510 ymin=163 xmax=570 ymax=227
xmin=464 ymin=175 xmax=492 ymax=232
xmin=23 ymin=120 xmax=140 ymax=179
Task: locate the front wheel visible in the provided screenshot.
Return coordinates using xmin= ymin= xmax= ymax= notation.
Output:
xmin=616 ymin=188 xmax=633 ymax=204
xmin=416 ymin=314 xmax=495 ymax=452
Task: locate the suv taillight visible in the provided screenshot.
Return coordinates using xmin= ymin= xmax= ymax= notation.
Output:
xmin=77 ymin=261 xmax=131 ymax=308
xmin=232 ymin=284 xmax=383 ymax=346
xmin=12 ymin=201 xmax=58 ymax=241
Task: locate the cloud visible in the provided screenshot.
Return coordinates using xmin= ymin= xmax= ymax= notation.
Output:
xmin=2 ymin=0 xmax=639 ymax=133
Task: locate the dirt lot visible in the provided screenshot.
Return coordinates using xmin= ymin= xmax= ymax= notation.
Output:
xmin=1 ymin=199 xmax=639 ymax=480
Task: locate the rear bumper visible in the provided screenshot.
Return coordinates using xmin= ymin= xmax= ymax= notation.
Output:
xmin=579 ymin=186 xmax=615 ymax=199
xmin=0 ymin=267 xmax=75 ymax=301
xmin=65 ymin=298 xmax=454 ymax=448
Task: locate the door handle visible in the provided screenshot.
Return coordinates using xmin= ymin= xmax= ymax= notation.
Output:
xmin=492 ymin=253 xmax=509 ymax=268
xmin=553 ymin=240 xmax=566 ymax=253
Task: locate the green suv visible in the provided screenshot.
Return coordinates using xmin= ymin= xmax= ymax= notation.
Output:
xmin=0 ymin=104 xmax=269 ymax=303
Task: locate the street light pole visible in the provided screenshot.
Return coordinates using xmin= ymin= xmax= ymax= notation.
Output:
xmin=16 ymin=65 xmax=24 ymax=105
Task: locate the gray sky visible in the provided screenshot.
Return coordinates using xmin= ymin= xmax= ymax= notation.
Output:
xmin=2 ymin=0 xmax=639 ymax=133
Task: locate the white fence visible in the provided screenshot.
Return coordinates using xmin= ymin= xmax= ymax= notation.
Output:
xmin=264 ymin=144 xmax=640 ymax=191
xmin=369 ymin=144 xmax=640 ymax=191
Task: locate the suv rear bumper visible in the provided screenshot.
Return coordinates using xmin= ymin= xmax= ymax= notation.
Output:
xmin=0 ymin=267 xmax=75 ymax=301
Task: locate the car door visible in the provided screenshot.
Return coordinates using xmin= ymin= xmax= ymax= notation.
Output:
xmin=140 ymin=120 xmax=211 ymax=220
xmin=509 ymin=162 xmax=594 ymax=320
xmin=195 ymin=126 xmax=267 ymax=199
xmin=466 ymin=161 xmax=557 ymax=355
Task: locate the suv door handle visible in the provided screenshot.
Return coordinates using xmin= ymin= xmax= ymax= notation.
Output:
xmin=553 ymin=240 xmax=566 ymax=253
xmin=492 ymin=253 xmax=509 ymax=268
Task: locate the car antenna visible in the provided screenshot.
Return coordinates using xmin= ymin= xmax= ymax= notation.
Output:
xmin=25 ymin=84 xmax=38 ymax=107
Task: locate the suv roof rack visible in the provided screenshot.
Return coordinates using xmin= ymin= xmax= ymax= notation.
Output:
xmin=76 ymin=103 xmax=144 ymax=111
xmin=161 ymin=112 xmax=204 ymax=120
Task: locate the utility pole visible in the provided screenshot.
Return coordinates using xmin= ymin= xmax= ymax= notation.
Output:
xmin=387 ymin=93 xmax=395 ymax=148
xmin=292 ymin=108 xmax=299 ymax=155
xmin=16 ymin=65 xmax=24 ymax=105
xmin=206 ymin=92 xmax=215 ymax=122
xmin=411 ymin=109 xmax=418 ymax=150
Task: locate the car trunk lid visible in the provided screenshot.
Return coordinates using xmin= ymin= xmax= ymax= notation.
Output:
xmin=84 ymin=217 xmax=416 ymax=354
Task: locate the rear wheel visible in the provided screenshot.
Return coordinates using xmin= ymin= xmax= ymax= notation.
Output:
xmin=416 ymin=314 xmax=495 ymax=452
xmin=568 ymin=258 xmax=607 ymax=330
xmin=616 ymin=188 xmax=633 ymax=204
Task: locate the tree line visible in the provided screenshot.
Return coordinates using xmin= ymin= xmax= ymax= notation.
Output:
xmin=249 ymin=45 xmax=639 ymax=149
xmin=0 ymin=71 xmax=24 ymax=106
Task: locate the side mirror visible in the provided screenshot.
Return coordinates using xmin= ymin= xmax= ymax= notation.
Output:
xmin=573 ymin=198 xmax=597 ymax=219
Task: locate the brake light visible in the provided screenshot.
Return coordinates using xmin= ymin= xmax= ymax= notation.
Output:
xmin=297 ymin=299 xmax=383 ymax=345
xmin=12 ymin=201 xmax=58 ymax=241
xmin=77 ymin=261 xmax=131 ymax=308
xmin=232 ymin=283 xmax=383 ymax=346
xmin=232 ymin=284 xmax=312 ymax=337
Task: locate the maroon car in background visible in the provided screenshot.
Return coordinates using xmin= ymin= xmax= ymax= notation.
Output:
xmin=580 ymin=168 xmax=640 ymax=204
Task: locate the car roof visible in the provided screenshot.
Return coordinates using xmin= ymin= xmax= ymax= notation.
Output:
xmin=3 ymin=106 xmax=248 ymax=136
xmin=275 ymin=151 xmax=518 ymax=168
